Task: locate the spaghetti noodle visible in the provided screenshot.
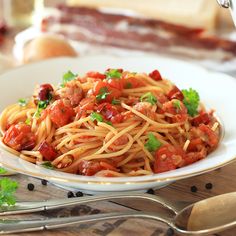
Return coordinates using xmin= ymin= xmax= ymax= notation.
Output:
xmin=0 ymin=69 xmax=220 ymax=177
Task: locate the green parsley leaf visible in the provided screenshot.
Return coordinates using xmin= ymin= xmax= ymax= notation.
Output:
xmin=61 ymin=71 xmax=77 ymax=87
xmin=182 ymin=88 xmax=200 ymax=117
xmin=144 ymin=133 xmax=162 ymax=152
xmin=25 ymin=118 xmax=31 ymax=125
xmin=0 ymin=167 xmax=7 ymax=174
xmin=111 ymin=99 xmax=121 ymax=105
xmin=33 ymin=100 xmax=49 ymax=118
xmin=105 ymin=69 xmax=122 ymax=79
xmin=105 ymin=121 xmax=113 ymax=126
xmin=96 ymin=87 xmax=110 ymax=101
xmin=40 ymin=161 xmax=54 ymax=170
xmin=125 ymin=82 xmax=132 ymax=89
xmin=140 ymin=92 xmax=157 ymax=105
xmin=173 ymin=100 xmax=181 ymax=112
xmin=90 ymin=112 xmax=103 ymax=122
xmin=18 ymin=98 xmax=27 ymax=107
xmin=0 ymin=178 xmax=18 ymax=207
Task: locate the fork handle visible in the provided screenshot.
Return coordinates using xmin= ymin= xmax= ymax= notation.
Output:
xmin=0 ymin=193 xmax=182 ymax=216
xmin=0 ymin=212 xmax=172 ymax=234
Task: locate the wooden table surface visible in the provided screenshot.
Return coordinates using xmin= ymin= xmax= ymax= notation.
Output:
xmin=1 ymin=12 xmax=236 ymax=236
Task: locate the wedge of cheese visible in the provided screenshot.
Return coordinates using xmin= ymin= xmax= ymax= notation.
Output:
xmin=67 ymin=0 xmax=218 ymax=30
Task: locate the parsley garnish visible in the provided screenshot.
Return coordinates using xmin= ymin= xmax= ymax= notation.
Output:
xmin=145 ymin=133 xmax=162 ymax=152
xmin=140 ymin=92 xmax=157 ymax=105
xmin=182 ymin=88 xmax=200 ymax=117
xmin=111 ymin=99 xmax=121 ymax=105
xmin=18 ymin=98 xmax=27 ymax=107
xmin=173 ymin=100 xmax=181 ymax=112
xmin=0 ymin=167 xmax=7 ymax=174
xmin=90 ymin=112 xmax=103 ymax=122
xmin=105 ymin=121 xmax=113 ymax=126
xmin=0 ymin=178 xmax=18 ymax=207
xmin=96 ymin=87 xmax=110 ymax=101
xmin=25 ymin=118 xmax=31 ymax=125
xmin=61 ymin=71 xmax=77 ymax=87
xmin=33 ymin=100 xmax=49 ymax=118
xmin=105 ymin=69 xmax=122 ymax=79
xmin=40 ymin=161 xmax=54 ymax=170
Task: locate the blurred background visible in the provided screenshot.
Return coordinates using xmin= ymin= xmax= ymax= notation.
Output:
xmin=0 ymin=0 xmax=236 ymax=72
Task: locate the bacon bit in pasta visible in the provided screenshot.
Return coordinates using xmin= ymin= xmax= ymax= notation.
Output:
xmin=167 ymin=86 xmax=184 ymax=101
xmin=38 ymin=141 xmax=57 ymax=161
xmin=191 ymin=112 xmax=210 ymax=126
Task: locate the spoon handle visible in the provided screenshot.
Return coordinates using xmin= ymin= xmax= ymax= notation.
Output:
xmin=0 ymin=193 xmax=183 ymax=216
xmin=0 ymin=212 xmax=172 ymax=234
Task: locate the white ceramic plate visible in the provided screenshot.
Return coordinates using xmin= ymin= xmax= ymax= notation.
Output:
xmin=0 ymin=55 xmax=236 ymax=193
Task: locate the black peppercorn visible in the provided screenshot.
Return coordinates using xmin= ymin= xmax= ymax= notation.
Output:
xmin=75 ymin=191 xmax=83 ymax=197
xmin=67 ymin=191 xmax=75 ymax=198
xmin=190 ymin=185 xmax=198 ymax=193
xmin=41 ymin=179 xmax=47 ymax=186
xmin=205 ymin=182 xmax=213 ymax=190
xmin=27 ymin=183 xmax=35 ymax=191
xmin=166 ymin=227 xmax=174 ymax=236
xmin=146 ymin=188 xmax=155 ymax=194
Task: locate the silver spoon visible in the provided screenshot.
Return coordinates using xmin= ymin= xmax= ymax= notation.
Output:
xmin=1 ymin=192 xmax=236 ymax=234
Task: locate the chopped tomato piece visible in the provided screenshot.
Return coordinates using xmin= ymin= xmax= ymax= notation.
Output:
xmin=121 ymin=76 xmax=145 ymax=89
xmin=3 ymin=123 xmax=36 ymax=151
xmin=198 ymin=124 xmax=219 ymax=148
xmin=149 ymin=70 xmax=162 ymax=81
xmin=162 ymin=99 xmax=188 ymax=122
xmin=38 ymin=141 xmax=57 ymax=161
xmin=97 ymin=103 xmax=124 ymax=123
xmin=49 ymin=100 xmax=75 ymax=127
xmin=167 ymin=86 xmax=184 ymax=100
xmin=93 ymin=81 xmax=121 ymax=103
xmin=187 ymin=138 xmax=203 ymax=152
xmin=86 ymin=71 xmax=106 ymax=80
xmin=107 ymin=78 xmax=123 ymax=90
xmin=154 ymin=145 xmax=185 ymax=173
xmin=192 ymin=112 xmax=211 ymax=126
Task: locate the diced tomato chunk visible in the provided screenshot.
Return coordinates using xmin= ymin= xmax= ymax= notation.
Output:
xmin=198 ymin=124 xmax=219 ymax=148
xmin=154 ymin=145 xmax=185 ymax=173
xmin=93 ymin=81 xmax=122 ymax=103
xmin=38 ymin=141 xmax=57 ymax=161
xmin=3 ymin=123 xmax=36 ymax=151
xmin=167 ymin=86 xmax=184 ymax=100
xmin=49 ymin=100 xmax=75 ymax=127
xmin=86 ymin=71 xmax=106 ymax=80
xmin=149 ymin=70 xmax=162 ymax=81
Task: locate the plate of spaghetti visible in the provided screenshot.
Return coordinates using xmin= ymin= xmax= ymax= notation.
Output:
xmin=0 ymin=55 xmax=235 ymax=193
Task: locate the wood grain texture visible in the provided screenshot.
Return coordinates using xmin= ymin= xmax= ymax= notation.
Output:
xmin=2 ymin=163 xmax=236 ymax=236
